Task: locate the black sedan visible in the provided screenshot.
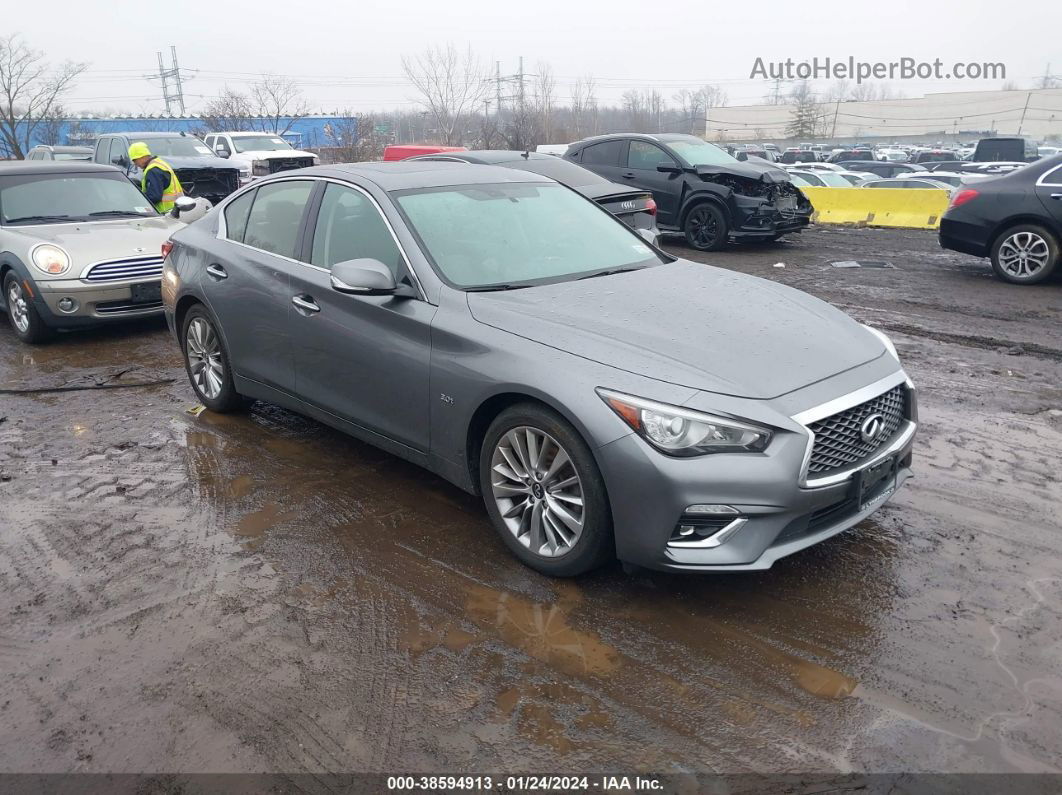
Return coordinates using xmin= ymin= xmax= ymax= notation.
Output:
xmin=408 ymin=150 xmax=659 ymax=244
xmin=939 ymin=155 xmax=1062 ymax=284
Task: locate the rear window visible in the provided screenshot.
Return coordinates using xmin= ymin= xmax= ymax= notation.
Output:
xmin=501 ymin=157 xmax=609 ymax=187
xmin=579 ymin=141 xmax=624 ymax=166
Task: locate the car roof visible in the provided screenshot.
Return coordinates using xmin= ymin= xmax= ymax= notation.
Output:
xmin=104 ymin=131 xmax=197 ymax=138
xmin=413 ymin=150 xmax=554 ymax=165
xmin=299 ymin=161 xmax=555 ymax=191
xmin=570 ymin=132 xmax=704 ymax=146
xmin=0 ymin=161 xmax=120 ymax=175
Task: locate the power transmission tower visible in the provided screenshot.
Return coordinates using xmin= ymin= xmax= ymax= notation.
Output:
xmin=148 ymin=46 xmax=188 ymax=116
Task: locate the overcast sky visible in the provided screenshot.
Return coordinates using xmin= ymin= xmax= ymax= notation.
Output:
xmin=9 ymin=0 xmax=1060 ymax=115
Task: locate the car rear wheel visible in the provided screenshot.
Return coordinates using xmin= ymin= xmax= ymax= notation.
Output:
xmin=990 ymin=225 xmax=1059 ymax=285
xmin=3 ymin=273 xmax=51 ymax=344
xmin=181 ymin=305 xmax=244 ymax=413
xmin=480 ymin=404 xmax=613 ymax=576
xmin=683 ymin=203 xmax=728 ymax=251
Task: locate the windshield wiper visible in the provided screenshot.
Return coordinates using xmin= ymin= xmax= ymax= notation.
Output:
xmin=464 ymin=283 xmax=534 ymax=292
xmin=576 ymin=266 xmax=643 ymax=280
xmin=3 ymin=214 xmax=74 ymax=224
xmin=88 ymin=210 xmax=151 ymax=218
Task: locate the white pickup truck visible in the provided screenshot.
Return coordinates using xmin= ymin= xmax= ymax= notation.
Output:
xmin=203 ymin=132 xmax=318 ymax=182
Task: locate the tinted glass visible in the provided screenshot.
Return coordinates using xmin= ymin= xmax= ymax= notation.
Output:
xmin=665 ymin=138 xmax=738 ymax=167
xmin=223 ymin=189 xmax=256 ymax=243
xmin=311 ymin=184 xmax=404 ymax=277
xmin=579 ymin=141 xmax=623 ymax=166
xmin=243 ymin=180 xmax=313 ymax=258
xmin=396 ymin=183 xmax=660 ymax=289
xmin=816 ymin=173 xmax=853 ymax=187
xmin=627 ymin=141 xmax=675 ymax=170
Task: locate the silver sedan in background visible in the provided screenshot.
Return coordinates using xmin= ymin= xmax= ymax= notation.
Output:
xmin=163 ymin=162 xmax=916 ymax=576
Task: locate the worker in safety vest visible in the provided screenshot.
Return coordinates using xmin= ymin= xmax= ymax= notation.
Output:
xmin=128 ymin=142 xmax=184 ymax=213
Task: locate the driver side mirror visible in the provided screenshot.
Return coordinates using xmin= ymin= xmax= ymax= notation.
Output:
xmin=170 ymin=196 xmax=197 ymax=217
xmin=656 ymin=163 xmax=681 ymax=173
xmin=330 ymin=258 xmax=413 ymax=297
xmin=112 ymin=155 xmax=129 ymax=168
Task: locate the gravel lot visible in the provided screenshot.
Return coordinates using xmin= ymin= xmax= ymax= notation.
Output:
xmin=1 ymin=226 xmax=1060 ymax=777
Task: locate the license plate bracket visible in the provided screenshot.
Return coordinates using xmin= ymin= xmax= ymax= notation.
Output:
xmin=130 ymin=282 xmax=162 ymax=304
xmin=855 ymin=455 xmax=897 ymax=511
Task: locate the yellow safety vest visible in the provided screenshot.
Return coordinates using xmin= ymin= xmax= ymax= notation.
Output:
xmin=141 ymin=157 xmax=184 ymax=213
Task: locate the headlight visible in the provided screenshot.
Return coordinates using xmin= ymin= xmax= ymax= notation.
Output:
xmin=31 ymin=244 xmax=71 ymax=275
xmin=863 ymin=324 xmax=898 ymax=360
xmin=597 ymin=389 xmax=772 ymax=456
xmin=251 ymin=160 xmax=270 ymax=176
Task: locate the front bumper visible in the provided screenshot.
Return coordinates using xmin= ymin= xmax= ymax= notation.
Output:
xmin=34 ymin=278 xmax=164 ymax=325
xmin=730 ymin=194 xmax=812 ymax=240
xmin=594 ymin=378 xmax=916 ymax=572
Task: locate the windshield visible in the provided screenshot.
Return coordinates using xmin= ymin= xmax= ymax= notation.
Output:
xmin=54 ymin=152 xmax=91 ymax=161
xmin=395 ymin=183 xmax=661 ymax=289
xmin=664 ymin=138 xmax=738 ymax=167
xmin=135 ymin=137 xmax=214 ymax=158
xmin=232 ymin=135 xmax=293 ymax=153
xmin=0 ymin=173 xmax=158 ymax=224
xmin=817 ymin=172 xmax=854 ymax=187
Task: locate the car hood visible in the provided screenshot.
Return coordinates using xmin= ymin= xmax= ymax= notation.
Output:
xmin=162 ymin=155 xmax=240 ymax=170
xmin=694 ymin=160 xmax=790 ymax=183
xmin=467 ymin=260 xmax=885 ymax=399
xmin=5 ymin=217 xmax=181 ymax=271
xmin=236 ymin=149 xmax=316 ymax=160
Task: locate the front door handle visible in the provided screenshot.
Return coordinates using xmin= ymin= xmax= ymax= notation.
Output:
xmin=1051 ymin=193 xmax=1062 ymax=200
xmin=621 ymin=172 xmax=635 ymax=179
xmin=291 ymin=295 xmax=320 ymax=314
xmin=206 ymin=263 xmax=227 ymax=280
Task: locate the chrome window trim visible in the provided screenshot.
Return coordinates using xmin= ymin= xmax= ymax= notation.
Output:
xmin=1035 ymin=163 xmax=1062 ymax=188
xmin=215 ymin=175 xmax=426 ymax=300
xmin=791 ymin=370 xmax=915 ymax=489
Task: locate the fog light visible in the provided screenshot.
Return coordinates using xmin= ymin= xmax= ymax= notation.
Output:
xmin=57 ymin=297 xmax=79 ymax=313
xmin=677 ymin=525 xmax=697 ymax=537
xmin=685 ymin=504 xmax=739 ymax=515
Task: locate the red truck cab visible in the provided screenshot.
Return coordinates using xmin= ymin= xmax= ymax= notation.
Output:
xmin=382 ymin=145 xmax=467 ymax=161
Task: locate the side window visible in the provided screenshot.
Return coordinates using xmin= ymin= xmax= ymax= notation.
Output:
xmin=311 ymin=184 xmax=404 ymax=278
xmin=203 ymin=135 xmax=214 ymax=149
xmin=223 ymin=188 xmax=256 ymax=243
xmin=1042 ymin=165 xmax=1062 ymax=187
xmin=580 ymin=140 xmax=623 ymax=166
xmin=243 ymin=180 xmax=314 ymax=258
xmin=627 ymin=141 xmax=675 ymax=170
xmin=27 ymin=150 xmax=39 ymax=160
xmin=94 ymin=139 xmax=110 ymax=164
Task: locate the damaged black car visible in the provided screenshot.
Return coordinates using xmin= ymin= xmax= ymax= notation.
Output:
xmin=565 ymin=133 xmax=811 ymax=251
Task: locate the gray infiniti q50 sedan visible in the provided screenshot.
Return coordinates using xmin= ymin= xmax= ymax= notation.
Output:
xmin=162 ymin=162 xmax=917 ymax=576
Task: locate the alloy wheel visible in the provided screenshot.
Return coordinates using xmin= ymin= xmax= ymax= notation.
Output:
xmin=687 ymin=207 xmax=719 ymax=249
xmin=7 ymin=281 xmax=30 ymax=333
xmin=185 ymin=316 xmax=225 ymax=399
xmin=490 ymin=426 xmax=585 ymax=558
xmin=997 ymin=231 xmax=1051 ymax=279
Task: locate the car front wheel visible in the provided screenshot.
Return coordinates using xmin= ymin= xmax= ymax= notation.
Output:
xmin=990 ymin=225 xmax=1059 ymax=284
xmin=480 ymin=404 xmax=613 ymax=576
xmin=683 ymin=203 xmax=728 ymax=251
xmin=3 ymin=273 xmax=51 ymax=344
xmin=181 ymin=304 xmax=244 ymax=412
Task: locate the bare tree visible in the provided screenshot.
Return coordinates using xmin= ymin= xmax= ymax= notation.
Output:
xmin=321 ymin=112 xmax=387 ymax=163
xmin=253 ymin=75 xmax=311 ymax=135
xmin=401 ymin=44 xmax=487 ymax=145
xmin=533 ymin=62 xmax=557 ymax=143
xmin=200 ymin=86 xmax=256 ymax=132
xmin=0 ymin=34 xmax=86 ymax=158
xmin=36 ymin=105 xmax=66 ymax=146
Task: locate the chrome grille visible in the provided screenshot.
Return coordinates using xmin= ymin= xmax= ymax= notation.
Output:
xmin=84 ymin=256 xmax=164 ymax=283
xmin=807 ymin=385 xmax=907 ymax=475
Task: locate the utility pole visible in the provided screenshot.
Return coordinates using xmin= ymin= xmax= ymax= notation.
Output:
xmin=496 ymin=61 xmax=503 ymax=120
xmin=517 ymin=56 xmax=525 ymax=111
xmin=1017 ymin=90 xmax=1032 ymax=135
xmin=149 ymin=47 xmax=188 ymax=116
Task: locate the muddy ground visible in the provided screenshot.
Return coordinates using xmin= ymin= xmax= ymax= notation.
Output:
xmin=1 ymin=226 xmax=1060 ymax=777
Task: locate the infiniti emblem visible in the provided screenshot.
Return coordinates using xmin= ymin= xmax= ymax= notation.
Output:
xmin=860 ymin=413 xmax=885 ymax=443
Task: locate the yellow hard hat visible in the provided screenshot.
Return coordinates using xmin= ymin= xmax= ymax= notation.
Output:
xmin=128 ymin=141 xmax=152 ymax=160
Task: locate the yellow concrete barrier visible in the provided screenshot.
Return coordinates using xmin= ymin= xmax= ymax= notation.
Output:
xmin=799 ymin=186 xmax=950 ymax=230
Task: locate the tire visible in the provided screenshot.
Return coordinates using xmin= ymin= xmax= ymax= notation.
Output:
xmin=683 ymin=202 xmax=729 ymax=251
xmin=180 ymin=304 xmax=244 ymax=413
xmin=3 ymin=272 xmax=52 ymax=344
xmin=990 ymin=224 xmax=1059 ymax=285
xmin=479 ymin=403 xmax=613 ymax=577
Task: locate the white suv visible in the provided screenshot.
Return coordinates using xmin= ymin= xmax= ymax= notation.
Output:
xmin=203 ymin=132 xmax=318 ymax=182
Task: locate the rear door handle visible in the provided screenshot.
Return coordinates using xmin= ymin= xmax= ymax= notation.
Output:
xmin=621 ymin=172 xmax=636 ymax=179
xmin=206 ymin=263 xmax=227 ymax=280
xmin=1051 ymin=193 xmax=1062 ymax=200
xmin=291 ymin=295 xmax=320 ymax=314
